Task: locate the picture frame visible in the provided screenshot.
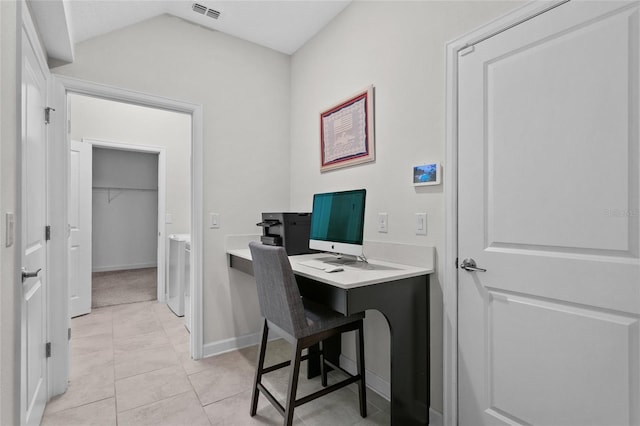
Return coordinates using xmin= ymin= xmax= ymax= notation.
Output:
xmin=320 ymin=85 xmax=375 ymax=172
xmin=413 ymin=163 xmax=441 ymax=186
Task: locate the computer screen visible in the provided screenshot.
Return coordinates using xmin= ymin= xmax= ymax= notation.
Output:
xmin=309 ymin=189 xmax=366 ymax=258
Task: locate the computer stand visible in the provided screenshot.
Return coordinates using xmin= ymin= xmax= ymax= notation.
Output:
xmin=322 ymin=253 xmax=365 ymax=266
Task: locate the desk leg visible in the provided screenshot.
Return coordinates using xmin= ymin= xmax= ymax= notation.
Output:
xmin=296 ymin=273 xmax=430 ymax=425
xmin=350 ymin=276 xmax=430 ymax=426
xmin=306 ymin=337 xmax=341 ymax=379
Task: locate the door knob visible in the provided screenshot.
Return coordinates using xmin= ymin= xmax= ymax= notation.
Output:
xmin=460 ymin=258 xmax=486 ymax=272
xmin=21 ymin=267 xmax=41 ymax=282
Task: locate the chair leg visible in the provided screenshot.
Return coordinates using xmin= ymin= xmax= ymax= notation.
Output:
xmin=319 ymin=340 xmax=328 ymax=387
xmin=250 ymin=319 xmax=269 ymax=417
xmin=356 ymin=321 xmax=367 ymax=418
xmin=284 ymin=339 xmax=303 ymax=426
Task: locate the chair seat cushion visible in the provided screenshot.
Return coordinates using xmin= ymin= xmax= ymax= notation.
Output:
xmin=302 ymin=298 xmax=365 ymax=337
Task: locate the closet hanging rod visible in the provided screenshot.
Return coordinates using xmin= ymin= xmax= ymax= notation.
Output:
xmin=92 ymin=186 xmax=158 ymax=191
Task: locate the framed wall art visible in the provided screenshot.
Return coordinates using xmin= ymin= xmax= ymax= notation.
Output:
xmin=320 ymin=85 xmax=375 ymax=172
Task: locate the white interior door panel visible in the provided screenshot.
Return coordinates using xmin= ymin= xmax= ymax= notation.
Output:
xmin=458 ymin=2 xmax=640 ymax=424
xmin=21 ymin=22 xmax=48 ymax=426
xmin=69 ymin=140 xmax=92 ymax=317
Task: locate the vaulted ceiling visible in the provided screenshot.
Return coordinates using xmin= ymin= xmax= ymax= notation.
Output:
xmin=28 ymin=0 xmax=351 ymax=63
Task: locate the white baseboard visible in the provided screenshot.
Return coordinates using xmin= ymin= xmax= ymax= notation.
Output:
xmin=92 ymin=262 xmax=157 ymax=273
xmin=430 ymin=407 xmax=443 ymax=426
xmin=203 ymin=332 xmax=263 ymax=358
xmin=339 ymin=354 xmax=390 ymax=401
xmin=340 ymin=354 xmax=443 ymax=426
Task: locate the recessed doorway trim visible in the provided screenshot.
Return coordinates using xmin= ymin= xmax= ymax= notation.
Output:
xmin=85 ymin=138 xmax=167 ymax=303
xmin=49 ymin=75 xmax=204 ymax=396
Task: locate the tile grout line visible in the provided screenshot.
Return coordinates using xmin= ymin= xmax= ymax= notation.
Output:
xmin=111 ymin=305 xmax=120 ymax=426
xmin=164 ymin=306 xmax=208 ymax=412
xmin=112 ymin=340 xmax=182 ymax=381
xmin=155 ymin=304 xmax=216 ymax=425
xmin=57 ymin=302 xmax=383 ymax=426
xmin=115 ymin=389 xmax=194 ymax=415
xmin=42 ymin=395 xmax=115 ymax=420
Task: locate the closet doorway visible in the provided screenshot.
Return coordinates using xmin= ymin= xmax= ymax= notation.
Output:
xmin=68 ymin=93 xmax=191 ymax=316
xmin=91 ymin=146 xmax=160 ymax=308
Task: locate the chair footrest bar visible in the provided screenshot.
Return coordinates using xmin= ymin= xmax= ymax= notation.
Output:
xmin=256 ymin=383 xmax=285 ymax=416
xmin=294 ymin=375 xmax=361 ymax=407
xmin=323 ymin=359 xmax=355 ymax=378
xmin=262 ymin=353 xmax=311 ymax=374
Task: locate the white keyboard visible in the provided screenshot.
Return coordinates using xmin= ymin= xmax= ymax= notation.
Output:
xmin=297 ymin=259 xmax=330 ymax=270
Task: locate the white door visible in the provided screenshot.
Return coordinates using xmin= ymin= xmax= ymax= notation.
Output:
xmin=458 ymin=1 xmax=640 ymax=425
xmin=21 ymin=25 xmax=48 ymax=426
xmin=69 ymin=140 xmax=92 ymax=317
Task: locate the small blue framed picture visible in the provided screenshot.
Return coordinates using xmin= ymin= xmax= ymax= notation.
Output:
xmin=413 ymin=163 xmax=441 ymax=186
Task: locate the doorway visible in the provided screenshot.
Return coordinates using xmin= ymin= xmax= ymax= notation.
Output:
xmin=68 ymin=93 xmax=190 ymax=316
xmin=90 ymin=147 xmax=160 ymax=308
xmin=66 ymin=92 xmax=194 ymax=382
xmin=47 ymin=76 xmax=205 ymax=398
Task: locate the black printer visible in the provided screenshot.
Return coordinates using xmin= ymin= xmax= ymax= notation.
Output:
xmin=256 ymin=212 xmax=315 ymax=256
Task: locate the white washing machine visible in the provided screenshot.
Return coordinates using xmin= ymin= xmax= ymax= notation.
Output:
xmin=184 ymin=239 xmax=191 ymax=332
xmin=167 ymin=234 xmax=190 ymax=317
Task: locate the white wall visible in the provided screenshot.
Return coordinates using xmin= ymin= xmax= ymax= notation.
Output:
xmin=54 ymin=15 xmax=292 ymax=345
xmin=0 ymin=1 xmax=19 ymax=424
xmin=92 ymin=148 xmax=158 ymax=271
xmin=93 ymin=147 xmax=159 ymax=190
xmin=289 ymin=0 xmax=521 ymax=413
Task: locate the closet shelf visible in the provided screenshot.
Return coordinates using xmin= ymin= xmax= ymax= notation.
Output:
xmin=93 ymin=186 xmax=158 ymax=203
xmin=92 ymin=186 xmax=158 ymax=191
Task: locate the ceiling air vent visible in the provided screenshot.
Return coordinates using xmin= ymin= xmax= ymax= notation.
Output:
xmin=192 ymin=3 xmax=221 ymax=20
xmin=206 ymin=8 xmax=221 ymax=19
xmin=192 ymin=3 xmax=207 ymax=15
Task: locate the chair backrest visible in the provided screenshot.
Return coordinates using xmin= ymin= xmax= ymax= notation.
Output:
xmin=249 ymin=242 xmax=307 ymax=338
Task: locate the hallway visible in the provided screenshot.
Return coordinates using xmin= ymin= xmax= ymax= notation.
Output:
xmin=41 ymin=301 xmax=390 ymax=425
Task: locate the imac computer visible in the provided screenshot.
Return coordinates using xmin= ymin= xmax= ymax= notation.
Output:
xmin=308 ymin=189 xmax=366 ymax=262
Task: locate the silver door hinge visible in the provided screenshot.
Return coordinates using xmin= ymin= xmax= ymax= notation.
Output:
xmin=459 ymin=45 xmax=475 ymax=57
xmin=45 ymin=342 xmax=51 ymax=358
xmin=68 ymin=328 xmax=72 ymax=340
xmin=455 ymin=257 xmax=459 ymax=269
xmin=44 ymin=107 xmax=55 ymax=125
xmin=45 ymin=225 xmax=51 ymax=241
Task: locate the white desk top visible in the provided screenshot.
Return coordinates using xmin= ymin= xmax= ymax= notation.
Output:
xmin=227 ymin=249 xmax=433 ymax=289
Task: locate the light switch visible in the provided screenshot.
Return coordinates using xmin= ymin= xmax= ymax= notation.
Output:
xmin=210 ymin=213 xmax=220 ymax=229
xmin=165 ymin=214 xmax=173 ymax=224
xmin=415 ymin=213 xmax=427 ymax=235
xmin=378 ymin=213 xmax=388 ymax=233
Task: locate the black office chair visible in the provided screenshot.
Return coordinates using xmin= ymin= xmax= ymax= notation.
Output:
xmin=248 ymin=241 xmax=367 ymax=426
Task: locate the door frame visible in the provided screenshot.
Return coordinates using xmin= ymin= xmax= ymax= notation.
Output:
xmin=443 ymin=1 xmax=568 ymax=424
xmin=85 ymin=138 xmax=167 ymax=303
xmin=47 ymin=75 xmax=205 ymax=395
xmin=21 ymin=3 xmax=50 ymax=424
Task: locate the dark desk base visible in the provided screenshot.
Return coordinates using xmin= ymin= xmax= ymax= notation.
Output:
xmin=229 ymin=254 xmax=430 ymax=426
xmin=296 ymin=275 xmax=430 ymax=426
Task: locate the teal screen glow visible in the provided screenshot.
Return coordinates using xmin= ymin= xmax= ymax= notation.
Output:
xmin=309 ymin=189 xmax=366 ymax=245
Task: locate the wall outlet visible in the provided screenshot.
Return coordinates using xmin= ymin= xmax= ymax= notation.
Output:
xmin=210 ymin=213 xmax=221 ymax=229
xmin=415 ymin=213 xmax=427 ymax=235
xmin=378 ymin=213 xmax=388 ymax=233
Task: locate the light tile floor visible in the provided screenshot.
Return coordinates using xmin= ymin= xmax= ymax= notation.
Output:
xmin=41 ymin=300 xmax=390 ymax=426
